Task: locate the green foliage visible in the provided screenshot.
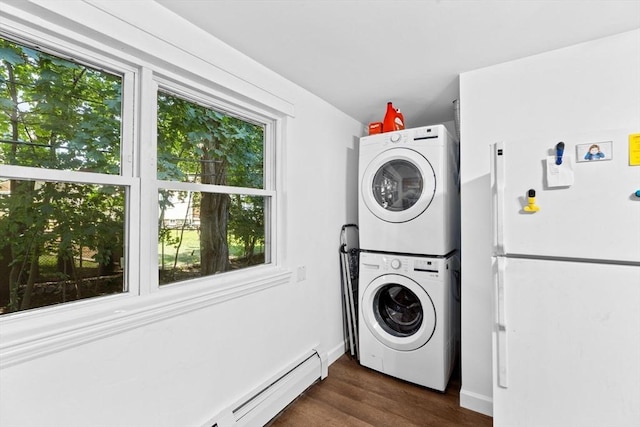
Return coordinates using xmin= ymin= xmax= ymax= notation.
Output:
xmin=156 ymin=92 xmax=264 ymax=187
xmin=1 ymin=37 xmax=124 ymax=312
xmin=1 ymin=38 xmax=122 ymax=173
xmin=0 ymin=35 xmax=268 ymax=305
xmin=156 ymin=92 xmax=266 ymax=282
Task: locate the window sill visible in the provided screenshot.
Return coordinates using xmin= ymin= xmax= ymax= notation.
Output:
xmin=0 ymin=266 xmax=292 ymax=369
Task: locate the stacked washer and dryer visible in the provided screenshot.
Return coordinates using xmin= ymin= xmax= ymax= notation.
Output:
xmin=357 ymin=124 xmax=460 ymax=392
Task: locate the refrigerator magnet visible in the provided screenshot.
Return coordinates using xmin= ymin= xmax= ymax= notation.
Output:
xmin=523 ymin=189 xmax=540 ymax=212
xmin=576 ymin=140 xmax=612 ymax=162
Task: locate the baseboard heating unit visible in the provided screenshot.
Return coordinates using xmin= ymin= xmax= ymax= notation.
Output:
xmin=207 ymin=349 xmax=327 ymax=427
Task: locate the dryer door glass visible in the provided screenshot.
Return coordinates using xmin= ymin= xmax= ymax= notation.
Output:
xmin=362 ymin=148 xmax=436 ymax=224
xmin=374 ymin=284 xmax=423 ymax=337
xmin=372 ymin=160 xmax=422 ymax=212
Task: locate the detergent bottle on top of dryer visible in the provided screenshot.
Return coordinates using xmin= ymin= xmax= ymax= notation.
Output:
xmin=383 ymin=101 xmax=405 ymax=132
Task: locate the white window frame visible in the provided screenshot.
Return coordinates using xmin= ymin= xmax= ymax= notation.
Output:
xmin=147 ymin=76 xmax=279 ymax=291
xmin=0 ymin=15 xmax=291 ymax=369
xmin=0 ymin=30 xmax=141 ymax=298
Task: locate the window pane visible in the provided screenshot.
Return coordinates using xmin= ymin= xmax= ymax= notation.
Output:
xmin=0 ymin=178 xmax=126 ymax=314
xmin=156 ymin=92 xmax=264 ymax=188
xmin=158 ymin=190 xmax=268 ymax=285
xmin=0 ymin=37 xmax=122 ymax=174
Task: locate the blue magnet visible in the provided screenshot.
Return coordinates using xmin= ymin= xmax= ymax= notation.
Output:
xmin=555 ymin=142 xmax=565 ymax=165
xmin=635 ymin=190 xmax=640 ymax=198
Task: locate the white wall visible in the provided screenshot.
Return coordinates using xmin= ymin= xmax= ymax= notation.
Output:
xmin=0 ymin=2 xmax=362 ymax=426
xmin=458 ymin=29 xmax=640 ymax=416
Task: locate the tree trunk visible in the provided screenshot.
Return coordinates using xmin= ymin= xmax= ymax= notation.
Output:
xmin=200 ymin=192 xmax=230 ymax=274
xmin=0 ymin=245 xmax=11 ymax=309
xmin=19 ymin=245 xmax=40 ymax=311
xmin=7 ymin=180 xmax=35 ymax=312
xmin=4 ymin=59 xmax=43 ymax=311
xmin=199 ymin=139 xmax=230 ymax=275
xmin=5 ymin=60 xmax=22 ymax=311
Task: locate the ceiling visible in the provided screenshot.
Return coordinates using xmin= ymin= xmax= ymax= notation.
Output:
xmin=155 ymin=0 xmax=640 ymax=128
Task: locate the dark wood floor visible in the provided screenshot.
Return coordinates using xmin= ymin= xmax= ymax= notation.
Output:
xmin=267 ymin=354 xmax=493 ymax=426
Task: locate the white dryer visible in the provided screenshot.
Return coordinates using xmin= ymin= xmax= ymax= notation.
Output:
xmin=358 ymin=125 xmax=459 ymax=256
xmin=358 ymin=251 xmax=457 ymax=391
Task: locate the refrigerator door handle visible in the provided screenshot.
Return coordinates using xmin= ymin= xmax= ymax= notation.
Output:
xmin=495 ymin=256 xmax=509 ymax=388
xmin=492 ymin=142 xmax=506 ymax=255
xmin=497 ymin=328 xmax=509 ymax=388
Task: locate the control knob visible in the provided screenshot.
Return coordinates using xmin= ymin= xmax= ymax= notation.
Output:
xmin=390 ymin=259 xmax=401 ymax=270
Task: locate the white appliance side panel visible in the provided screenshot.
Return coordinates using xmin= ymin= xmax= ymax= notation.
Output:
xmin=497 ymin=129 xmax=640 ymax=262
xmin=493 ymin=257 xmax=640 ymax=427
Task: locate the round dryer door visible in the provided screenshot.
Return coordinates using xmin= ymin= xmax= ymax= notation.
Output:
xmin=362 ymin=274 xmax=436 ymax=351
xmin=361 ymin=148 xmax=436 ymax=223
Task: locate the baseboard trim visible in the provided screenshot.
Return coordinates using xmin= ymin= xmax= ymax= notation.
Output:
xmin=459 ymin=387 xmax=493 ymax=417
xmin=327 ymin=340 xmax=347 ymax=365
xmin=203 ymin=350 xmax=323 ymax=427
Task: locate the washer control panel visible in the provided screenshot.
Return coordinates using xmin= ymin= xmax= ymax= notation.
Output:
xmin=413 ymin=258 xmax=441 ymax=278
xmin=359 ymin=252 xmax=444 ymax=279
xmin=378 ymin=255 xmax=442 ymax=277
xmin=381 ymin=255 xmax=409 ymax=273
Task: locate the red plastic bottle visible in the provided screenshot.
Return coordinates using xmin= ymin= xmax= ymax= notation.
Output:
xmin=383 ymin=102 xmax=405 ymax=132
xmin=383 ymin=102 xmax=396 ymax=133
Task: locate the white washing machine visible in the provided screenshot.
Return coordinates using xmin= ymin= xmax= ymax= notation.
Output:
xmin=358 ymin=125 xmax=459 ymax=256
xmin=358 ymin=251 xmax=457 ymax=391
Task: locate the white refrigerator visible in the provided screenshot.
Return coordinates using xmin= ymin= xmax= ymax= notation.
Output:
xmin=491 ymin=129 xmax=640 ymax=427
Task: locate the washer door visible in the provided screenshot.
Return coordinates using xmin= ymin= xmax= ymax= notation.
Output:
xmin=362 ymin=274 xmax=436 ymax=351
xmin=361 ymin=148 xmax=436 ymax=223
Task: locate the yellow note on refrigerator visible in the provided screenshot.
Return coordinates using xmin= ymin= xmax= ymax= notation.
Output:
xmin=630 ymin=133 xmax=640 ymax=166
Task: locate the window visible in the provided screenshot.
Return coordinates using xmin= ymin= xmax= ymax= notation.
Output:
xmin=156 ymin=91 xmax=272 ymax=285
xmin=0 ymin=37 xmax=131 ymax=315
xmin=0 ymin=32 xmax=280 ymax=317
